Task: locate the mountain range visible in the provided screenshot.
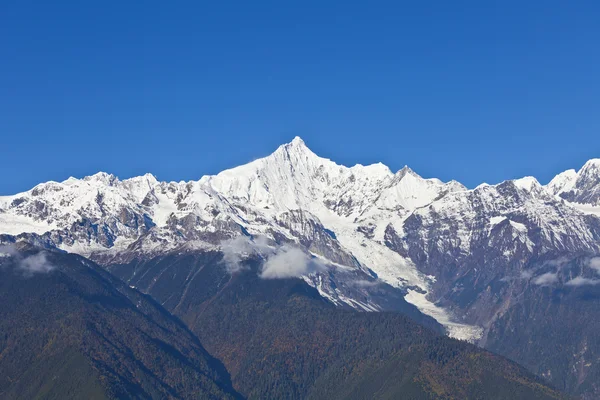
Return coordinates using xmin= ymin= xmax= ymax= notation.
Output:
xmin=1 ymin=137 xmax=599 ymax=398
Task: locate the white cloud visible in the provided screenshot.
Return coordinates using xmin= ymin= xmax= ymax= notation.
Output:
xmin=0 ymin=245 xmax=55 ymax=277
xmin=565 ymin=276 xmax=600 ymax=286
xmin=260 ymin=246 xmax=326 ymax=279
xmin=587 ymin=257 xmax=600 ymax=274
xmin=348 ymin=279 xmax=380 ymax=288
xmin=520 ymin=270 xmax=534 ymax=279
xmin=544 ymin=257 xmax=570 ymax=268
xmin=500 ymin=270 xmax=534 ymax=282
xmin=18 ymin=252 xmax=54 ymax=277
xmin=221 ymin=236 xmax=255 ymax=274
xmin=532 ymin=272 xmax=558 ymax=286
xmin=221 ymin=235 xmax=328 ymax=279
xmin=0 ymin=244 xmax=18 ymax=257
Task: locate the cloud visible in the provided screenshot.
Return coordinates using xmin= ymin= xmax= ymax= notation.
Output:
xmin=348 ymin=279 xmax=380 ymax=288
xmin=0 ymin=245 xmax=55 ymax=277
xmin=0 ymin=244 xmax=18 ymax=257
xmin=260 ymin=246 xmax=326 ymax=279
xmin=18 ymin=252 xmax=55 ymax=277
xmin=500 ymin=270 xmax=534 ymax=282
xmin=221 ymin=235 xmax=328 ymax=279
xmin=221 ymin=236 xmax=256 ymax=274
xmin=587 ymin=257 xmax=600 ymax=274
xmin=520 ymin=270 xmax=534 ymax=279
xmin=565 ymin=276 xmax=600 ymax=287
xmin=221 ymin=235 xmax=274 ymax=274
xmin=532 ymin=272 xmax=558 ymax=286
xmin=544 ymin=257 xmax=570 ymax=268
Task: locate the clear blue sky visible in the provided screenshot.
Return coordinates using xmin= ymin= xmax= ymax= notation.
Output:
xmin=1 ymin=1 xmax=599 ymax=194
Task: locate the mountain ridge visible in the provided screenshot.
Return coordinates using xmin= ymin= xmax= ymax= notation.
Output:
xmin=6 ymin=136 xmax=596 ymax=197
xmin=1 ymin=137 xmax=599 ymax=343
xmin=1 ymin=137 xmax=599 ymax=397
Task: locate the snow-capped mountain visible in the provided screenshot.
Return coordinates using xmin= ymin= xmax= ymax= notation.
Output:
xmin=1 ymin=137 xmax=599 ymax=344
xmin=546 ymin=158 xmax=600 ymax=210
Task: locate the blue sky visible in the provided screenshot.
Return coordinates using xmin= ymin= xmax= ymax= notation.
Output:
xmin=1 ymin=1 xmax=599 ymax=194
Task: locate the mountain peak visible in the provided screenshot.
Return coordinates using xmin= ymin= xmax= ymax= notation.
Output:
xmin=544 ymin=159 xmax=600 ymax=206
xmin=513 ymin=176 xmax=541 ymax=191
xmin=276 ymin=136 xmax=306 ymax=149
xmin=582 ymin=158 xmax=600 ymax=167
xmin=546 ymin=169 xmax=577 ymax=195
xmin=123 ymin=173 xmax=158 ymax=185
xmin=290 ymin=136 xmax=305 ymax=145
xmin=395 ymin=165 xmax=420 ymax=180
xmin=271 ymin=136 xmax=321 ymax=164
xmin=580 ymin=158 xmax=600 ymax=176
xmin=83 ymin=172 xmax=118 ymax=185
xmin=277 ymin=136 xmax=312 ymax=154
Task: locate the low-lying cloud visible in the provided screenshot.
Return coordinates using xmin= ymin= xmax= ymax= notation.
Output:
xmin=348 ymin=279 xmax=380 ymax=288
xmin=520 ymin=270 xmax=534 ymax=279
xmin=0 ymin=244 xmax=18 ymax=258
xmin=19 ymin=252 xmax=55 ymax=276
xmin=504 ymin=257 xmax=600 ymax=287
xmin=565 ymin=276 xmax=600 ymax=286
xmin=0 ymin=245 xmax=55 ymax=277
xmin=532 ymin=272 xmax=558 ymax=286
xmin=260 ymin=246 xmax=326 ymax=279
xmin=587 ymin=257 xmax=600 ymax=274
xmin=220 ymin=236 xmax=328 ymax=279
xmin=544 ymin=257 xmax=570 ymax=268
xmin=221 ymin=236 xmax=257 ymax=274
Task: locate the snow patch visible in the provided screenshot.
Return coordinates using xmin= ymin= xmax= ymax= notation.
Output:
xmin=404 ymin=289 xmax=483 ymax=342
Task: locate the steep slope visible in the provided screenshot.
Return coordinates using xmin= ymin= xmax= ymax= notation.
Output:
xmin=105 ymin=248 xmax=444 ymax=336
xmin=107 ymin=253 xmax=565 ymax=400
xmin=0 ymin=244 xmax=239 ymax=400
xmin=386 ymin=177 xmax=600 ymax=398
xmin=388 ymin=178 xmax=600 ymax=310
